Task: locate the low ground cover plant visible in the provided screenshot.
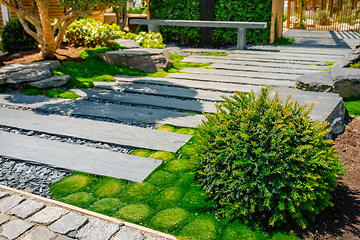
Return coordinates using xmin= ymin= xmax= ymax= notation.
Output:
xmin=194 ymin=89 xmax=345 ymax=228
xmin=343 ymin=95 xmax=360 ymax=117
xmin=272 ymin=37 xmax=295 ymax=46
xmin=23 ymin=87 xmax=80 ymax=100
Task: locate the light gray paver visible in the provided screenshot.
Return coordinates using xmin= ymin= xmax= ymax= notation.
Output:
xmin=226 ymin=53 xmax=341 ymax=62
xmin=0 ymin=191 xmax=9 ymax=199
xmin=113 ymin=227 xmax=145 ymax=240
xmin=0 ymin=195 xmax=25 ymax=213
xmin=8 ymin=199 xmax=45 ymax=219
xmin=0 ymin=131 xmax=162 ymax=182
xmin=29 ymin=206 xmax=69 ymax=225
xmin=0 ymin=219 xmax=33 ymax=240
xmin=180 ymin=68 xmax=300 ymax=80
xmin=0 ymin=107 xmax=192 ymax=153
xmin=55 ymin=236 xmax=73 ymax=240
xmin=49 ymin=212 xmax=88 ymax=235
xmin=20 ymin=226 xmax=57 ymax=240
xmin=76 ymin=219 xmax=120 ymax=240
xmin=0 ymin=213 xmax=10 ymax=225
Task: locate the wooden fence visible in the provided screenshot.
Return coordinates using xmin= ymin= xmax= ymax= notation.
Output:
xmin=286 ymin=0 xmax=360 ymax=31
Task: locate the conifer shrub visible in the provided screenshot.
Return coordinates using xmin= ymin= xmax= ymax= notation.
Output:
xmin=194 ymin=88 xmax=345 ymax=228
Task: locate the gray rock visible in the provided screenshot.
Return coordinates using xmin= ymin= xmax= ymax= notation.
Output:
xmin=20 ymin=226 xmax=57 ymax=240
xmin=0 ymin=191 xmax=9 ymax=199
xmin=29 ymin=206 xmax=69 ymax=225
xmin=54 ymin=236 xmax=73 ymax=240
xmin=6 ymin=68 xmax=51 ymax=84
xmin=113 ymin=227 xmax=145 ymax=240
xmin=49 ymin=212 xmax=88 ymax=234
xmin=0 ymin=195 xmax=25 ymax=213
xmin=330 ymin=67 xmax=360 ymax=98
xmin=333 ymin=44 xmax=360 ymax=68
xmin=0 ymin=213 xmax=10 ymax=225
xmin=114 ymin=39 xmax=141 ymax=49
xmin=296 ymin=72 xmax=333 ymax=92
xmin=0 ymin=219 xmax=33 ymax=240
xmin=76 ymin=219 xmax=120 ymax=240
xmin=8 ymin=199 xmax=45 ymax=219
xmin=101 ymin=48 xmax=172 ymax=73
xmin=28 ymin=75 xmax=71 ymax=89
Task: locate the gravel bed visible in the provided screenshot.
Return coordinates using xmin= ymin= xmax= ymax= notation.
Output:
xmin=0 ymin=125 xmax=134 ymax=154
xmin=0 ymin=156 xmax=70 ymax=198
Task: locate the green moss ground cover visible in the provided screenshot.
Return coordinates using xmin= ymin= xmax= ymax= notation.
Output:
xmin=272 ymin=37 xmax=295 ymax=46
xmin=23 ymin=87 xmax=80 ymax=99
xmin=200 ymin=52 xmax=228 ymax=57
xmin=49 ymin=126 xmax=299 ymax=240
xmin=344 ymin=95 xmax=360 ymax=117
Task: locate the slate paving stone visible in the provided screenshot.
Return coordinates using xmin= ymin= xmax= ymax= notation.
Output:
xmin=113 ymin=227 xmax=145 ymax=240
xmin=0 ymin=195 xmax=25 ymax=213
xmin=29 ymin=206 xmax=69 ymax=225
xmin=49 ymin=212 xmax=88 ymax=234
xmin=8 ymin=199 xmax=45 ymax=219
xmin=20 ymin=226 xmax=57 ymax=240
xmin=54 ymin=236 xmax=73 ymax=240
xmin=76 ymin=219 xmax=120 ymax=240
xmin=0 ymin=219 xmax=33 ymax=240
xmin=0 ymin=213 xmax=10 ymax=225
xmin=0 ymin=191 xmax=8 ymax=199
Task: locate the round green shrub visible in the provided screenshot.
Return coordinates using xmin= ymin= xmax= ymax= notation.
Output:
xmin=90 ymin=198 xmax=125 ymax=216
xmin=116 ymin=204 xmax=152 ymax=224
xmin=194 ymin=89 xmax=345 ymax=228
xmin=59 ymin=192 xmax=96 ymax=208
xmin=2 ymin=18 xmax=38 ymax=53
xmin=149 ymin=208 xmax=190 ymax=233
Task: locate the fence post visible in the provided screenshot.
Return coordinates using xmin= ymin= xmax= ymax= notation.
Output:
xmin=200 ymin=0 xmax=214 ymax=48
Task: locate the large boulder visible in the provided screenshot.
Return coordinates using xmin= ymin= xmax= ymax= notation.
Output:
xmin=332 ymin=44 xmax=360 ymax=68
xmin=101 ymin=49 xmax=172 ymax=73
xmin=296 ymin=68 xmax=360 ymax=98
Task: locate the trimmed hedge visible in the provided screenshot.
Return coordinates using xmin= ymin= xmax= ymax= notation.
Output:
xmin=149 ymin=0 xmax=271 ymax=46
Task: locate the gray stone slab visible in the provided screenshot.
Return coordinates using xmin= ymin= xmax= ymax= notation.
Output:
xmin=113 ymin=227 xmax=144 ymax=240
xmin=182 ymin=57 xmax=330 ymax=70
xmin=0 ymin=219 xmax=33 ymax=240
xmin=0 ymin=191 xmax=9 ymax=199
xmin=20 ymin=226 xmax=57 ymax=240
xmin=226 ymin=53 xmax=341 ymax=62
xmin=81 ymin=88 xmax=217 ymax=113
xmin=0 ymin=213 xmax=10 ymax=225
xmin=76 ymin=219 xmax=120 ymax=240
xmin=167 ymin=73 xmax=296 ymax=87
xmin=0 ymin=107 xmax=192 ymax=153
xmin=0 ymin=93 xmax=206 ymax=128
xmin=55 ymin=236 xmax=72 ymax=240
xmin=180 ymin=68 xmax=299 ymax=80
xmin=50 ymin=212 xmax=88 ymax=235
xmin=208 ymin=64 xmax=323 ymax=75
xmin=229 ymin=49 xmax=344 ymax=59
xmin=8 ymin=199 xmax=45 ymax=219
xmin=29 ymin=206 xmax=69 ymax=225
xmin=0 ymin=195 xmax=25 ymax=213
xmin=0 ymin=93 xmax=68 ymax=108
xmin=0 ymin=131 xmax=163 ymax=182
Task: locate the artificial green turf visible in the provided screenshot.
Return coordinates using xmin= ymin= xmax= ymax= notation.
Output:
xmin=201 ymin=52 xmax=228 ymax=57
xmin=272 ymin=37 xmax=295 ymax=46
xmin=116 ymin=204 xmax=152 ymax=224
xmin=59 ymin=192 xmax=96 ymax=208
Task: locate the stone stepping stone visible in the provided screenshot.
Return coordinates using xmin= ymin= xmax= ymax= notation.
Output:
xmin=267 ymin=48 xmax=350 ymax=56
xmin=112 ymin=75 xmax=265 ymax=93
xmin=0 ymin=195 xmax=25 ymax=213
xmin=113 ymin=226 xmax=144 ymax=240
xmin=165 ymin=73 xmax=295 ymax=87
xmin=180 ymin=68 xmax=299 ymax=80
xmin=76 ymin=219 xmax=120 ymax=240
xmin=182 ymin=57 xmax=330 ymax=70
xmin=0 ymin=93 xmax=67 ymax=108
xmin=21 ymin=226 xmax=57 ymax=240
xmin=8 ymin=199 xmax=45 ymax=219
xmin=0 ymin=107 xmax=192 ymax=153
xmin=0 ymin=219 xmax=33 ymax=240
xmin=0 ymin=93 xmax=206 ymax=128
xmin=29 ymin=206 xmax=69 ymax=226
xmin=229 ymin=49 xmax=344 ymax=59
xmin=0 ymin=131 xmax=163 ymax=182
xmin=81 ymin=88 xmax=218 ymax=113
xmin=50 ymin=212 xmax=87 ymax=235
xmin=207 ymin=64 xmax=322 ymax=75
xmin=0 ymin=213 xmax=10 ymax=225
xmin=226 ymin=53 xmax=341 ymax=62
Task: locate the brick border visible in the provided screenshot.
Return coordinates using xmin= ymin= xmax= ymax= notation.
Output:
xmin=0 ymin=184 xmax=177 ymax=240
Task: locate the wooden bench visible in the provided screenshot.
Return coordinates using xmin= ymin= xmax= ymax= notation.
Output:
xmin=129 ymin=19 xmax=267 ymax=50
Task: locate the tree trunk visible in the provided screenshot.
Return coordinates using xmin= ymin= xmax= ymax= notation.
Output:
xmin=114 ymin=5 xmax=127 ymax=30
xmin=37 ymin=0 xmax=56 ymax=59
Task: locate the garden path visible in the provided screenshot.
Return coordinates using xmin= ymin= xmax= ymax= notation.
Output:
xmin=0 ymin=46 xmax=348 ymax=182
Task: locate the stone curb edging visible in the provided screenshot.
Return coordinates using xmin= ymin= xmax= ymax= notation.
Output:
xmin=0 ymin=184 xmax=177 ymax=240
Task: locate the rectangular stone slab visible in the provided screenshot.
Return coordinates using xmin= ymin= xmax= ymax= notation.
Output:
xmin=81 ymin=88 xmax=218 ymax=113
xmin=179 ymin=68 xmax=299 ymax=80
xmin=0 ymin=107 xmax=192 ymax=152
xmin=207 ymin=64 xmax=322 ymax=75
xmin=0 ymin=93 xmax=206 ymax=128
xmin=228 ymin=49 xmax=343 ymax=58
xmin=226 ymin=53 xmax=341 ymax=62
xmin=182 ymin=57 xmax=330 ymax=70
xmin=0 ymin=131 xmax=163 ymax=182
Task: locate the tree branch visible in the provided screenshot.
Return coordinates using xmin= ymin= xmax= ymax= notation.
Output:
xmin=55 ymin=15 xmax=78 ymax=49
xmin=52 ymin=9 xmax=74 ymax=30
xmin=18 ymin=16 xmax=43 ymax=44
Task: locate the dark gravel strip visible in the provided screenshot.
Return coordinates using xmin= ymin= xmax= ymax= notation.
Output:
xmin=0 ymin=156 xmax=70 ymax=198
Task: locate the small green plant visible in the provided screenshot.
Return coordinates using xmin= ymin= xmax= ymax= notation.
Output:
xmin=194 ymin=88 xmax=345 ymax=228
xmin=323 ymin=62 xmax=335 ymax=68
xmin=45 ymin=89 xmax=80 ymax=99
xmin=2 ymin=18 xmax=38 ymax=53
xmin=201 ymin=52 xmax=228 ymax=57
xmin=272 ymin=37 xmax=295 ymax=46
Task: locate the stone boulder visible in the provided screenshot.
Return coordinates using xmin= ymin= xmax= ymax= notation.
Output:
xmin=296 ymin=68 xmax=360 ymax=98
xmin=101 ymin=49 xmax=172 ymax=73
xmin=28 ymin=75 xmax=71 ymax=89
xmin=332 ymin=44 xmax=360 ymax=68
xmin=113 ymin=39 xmax=141 ymax=49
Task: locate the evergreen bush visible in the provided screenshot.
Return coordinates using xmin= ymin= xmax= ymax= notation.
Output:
xmin=194 ymin=88 xmax=345 ymax=228
xmin=2 ymin=18 xmax=37 ymax=53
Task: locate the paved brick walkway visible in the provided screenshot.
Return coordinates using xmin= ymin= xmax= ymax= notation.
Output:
xmin=0 ymin=186 xmax=175 ymax=240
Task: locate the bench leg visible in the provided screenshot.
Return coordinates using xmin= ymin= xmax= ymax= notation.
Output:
xmin=148 ymin=25 xmax=160 ymax=32
xmin=237 ymin=28 xmax=246 ymax=50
